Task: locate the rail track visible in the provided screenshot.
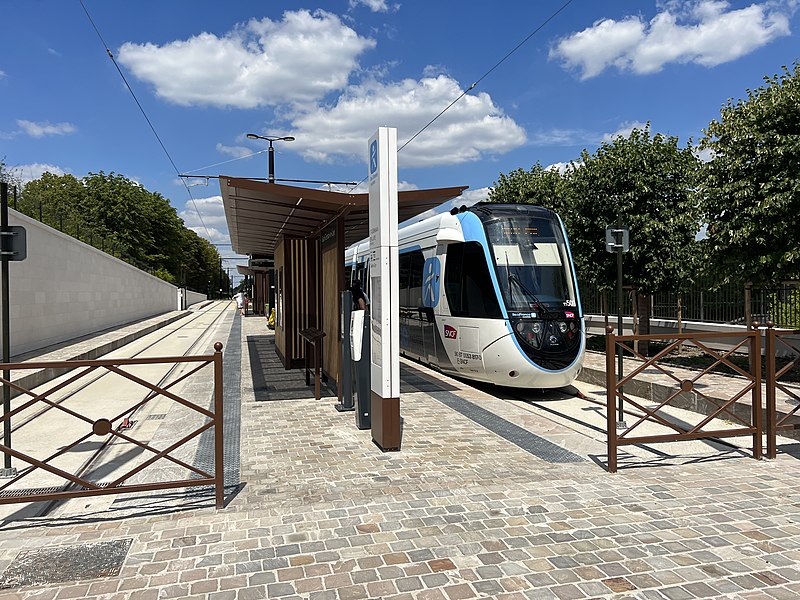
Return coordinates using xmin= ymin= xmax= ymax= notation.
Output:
xmin=0 ymin=301 xmax=235 ymax=519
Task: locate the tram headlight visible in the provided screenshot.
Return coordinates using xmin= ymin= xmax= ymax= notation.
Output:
xmin=558 ymin=321 xmax=568 ymax=333
xmin=511 ymin=319 xmax=543 ymax=349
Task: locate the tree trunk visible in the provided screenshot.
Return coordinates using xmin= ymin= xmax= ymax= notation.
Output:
xmin=602 ymin=290 xmax=609 ymax=331
xmin=636 ymin=290 xmax=651 ymax=356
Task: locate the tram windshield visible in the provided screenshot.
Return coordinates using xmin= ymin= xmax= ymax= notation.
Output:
xmin=485 ymin=216 xmax=577 ymax=313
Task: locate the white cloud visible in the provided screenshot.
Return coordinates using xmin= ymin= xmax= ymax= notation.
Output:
xmin=551 ymin=17 xmax=645 ymax=79
xmin=216 ymin=143 xmax=253 ymax=158
xmin=179 ymin=195 xmax=232 ymax=245
xmin=693 ymin=145 xmax=715 ymax=162
xmin=9 ymin=163 xmax=67 ymax=183
xmin=544 ymin=162 xmax=570 ymax=174
xmin=349 ymin=0 xmax=400 ymax=12
xmin=117 ymin=10 xmax=375 ymax=108
xmin=285 ymin=74 xmax=526 ymax=167
xmin=183 ymin=195 xmax=252 ymax=283
xmin=551 ymin=1 xmax=793 ymax=78
xmin=0 ymin=70 xmax=5 ymax=78
xmin=528 ymin=128 xmax=592 ymax=146
xmin=17 ymin=119 xmax=76 ymax=138
xmin=405 ymin=187 xmax=489 ymax=223
xmin=602 ymin=121 xmax=648 ymax=142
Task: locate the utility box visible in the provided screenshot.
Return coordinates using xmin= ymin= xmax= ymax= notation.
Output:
xmin=336 ymin=291 xmax=354 ymax=412
xmin=353 ymin=308 xmax=371 ymax=430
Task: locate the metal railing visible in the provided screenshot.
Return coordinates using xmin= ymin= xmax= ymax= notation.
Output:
xmin=765 ymin=326 xmax=800 ymax=458
xmin=604 ymin=327 xmax=762 ymax=473
xmin=0 ymin=343 xmax=225 ymax=508
xmin=581 ymin=281 xmax=800 ymax=328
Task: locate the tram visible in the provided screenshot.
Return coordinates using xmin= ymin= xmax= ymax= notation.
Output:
xmin=344 ymin=203 xmax=584 ymax=388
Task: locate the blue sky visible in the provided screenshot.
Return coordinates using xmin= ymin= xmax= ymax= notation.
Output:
xmin=2 ymin=1 xmax=798 ymax=284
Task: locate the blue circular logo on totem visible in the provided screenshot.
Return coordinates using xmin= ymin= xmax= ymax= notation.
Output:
xmin=422 ymin=257 xmax=441 ymax=307
xmin=369 ymin=140 xmax=378 ymax=175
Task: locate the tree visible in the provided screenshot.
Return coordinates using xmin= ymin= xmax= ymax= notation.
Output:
xmin=0 ymin=159 xmax=25 ymax=203
xmin=488 ymin=162 xmax=569 ymax=215
xmin=19 ymin=169 xmax=223 ymax=292
xmin=20 ymin=172 xmax=86 ymax=231
xmin=699 ymin=64 xmax=800 ymax=286
xmin=566 ymin=125 xmax=701 ymax=346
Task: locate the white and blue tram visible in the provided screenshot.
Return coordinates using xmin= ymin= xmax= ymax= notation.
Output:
xmin=344 ymin=203 xmax=584 ymax=388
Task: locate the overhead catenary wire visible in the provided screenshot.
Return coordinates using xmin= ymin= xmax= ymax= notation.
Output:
xmin=81 ymin=0 xmax=573 ymax=214
xmin=348 ymin=0 xmax=575 ymax=192
xmin=78 ymin=0 xmax=213 ymax=241
xmin=182 ymin=149 xmax=269 ymax=174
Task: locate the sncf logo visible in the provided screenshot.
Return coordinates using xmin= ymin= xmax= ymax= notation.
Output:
xmin=444 ymin=325 xmax=458 ymax=339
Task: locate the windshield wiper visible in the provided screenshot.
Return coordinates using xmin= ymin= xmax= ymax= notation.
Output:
xmin=508 ymin=272 xmax=546 ymax=311
xmin=504 ymin=251 xmax=513 ymax=306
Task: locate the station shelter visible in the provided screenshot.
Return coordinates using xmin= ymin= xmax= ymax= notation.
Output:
xmin=219 ymin=176 xmax=466 ymax=394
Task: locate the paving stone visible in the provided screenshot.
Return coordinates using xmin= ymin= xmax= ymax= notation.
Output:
xmin=4 ymin=315 xmax=800 ymax=600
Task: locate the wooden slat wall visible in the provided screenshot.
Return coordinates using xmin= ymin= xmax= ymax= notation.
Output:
xmin=274 ymin=239 xmax=286 ymax=365
xmin=253 ymin=271 xmax=266 ymax=315
xmin=274 ymin=234 xmax=328 ymax=371
xmin=321 ymin=247 xmax=339 ymax=382
xmin=321 ymin=219 xmax=345 ymax=390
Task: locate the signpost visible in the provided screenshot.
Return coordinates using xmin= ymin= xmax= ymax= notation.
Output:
xmin=367 ymin=128 xmax=401 ymax=451
xmin=605 ymin=222 xmax=629 ymax=428
xmin=1 ymin=182 xmax=26 ymax=476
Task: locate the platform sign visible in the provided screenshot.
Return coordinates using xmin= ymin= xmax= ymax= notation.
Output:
xmin=367 ymin=127 xmax=400 ymax=406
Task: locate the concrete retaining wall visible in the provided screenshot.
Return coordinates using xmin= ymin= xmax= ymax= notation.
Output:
xmin=1 ymin=209 xmax=206 ymax=356
xmin=186 ymin=290 xmax=207 ymax=307
xmin=585 ymin=314 xmax=799 ymax=358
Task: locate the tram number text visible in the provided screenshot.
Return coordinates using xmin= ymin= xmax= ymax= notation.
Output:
xmin=454 ymin=351 xmax=481 ymax=365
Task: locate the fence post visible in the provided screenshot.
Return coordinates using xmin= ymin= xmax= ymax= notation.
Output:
xmin=605 ymin=326 xmax=617 ymax=473
xmin=765 ymin=323 xmax=776 ymax=459
xmin=745 ymin=284 xmax=752 ymax=325
xmin=213 ymin=342 xmax=225 ymax=508
xmin=750 ymin=323 xmax=763 ymax=460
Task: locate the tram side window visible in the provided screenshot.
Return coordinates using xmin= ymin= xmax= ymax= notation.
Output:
xmin=344 ymin=265 xmax=353 ymax=287
xmin=444 ymin=242 xmax=502 ymax=319
xmin=408 ymin=251 xmax=425 ymax=309
xmin=398 ymin=253 xmax=411 ymax=308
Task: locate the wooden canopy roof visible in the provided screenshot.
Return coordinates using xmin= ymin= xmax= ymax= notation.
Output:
xmin=220 ymin=177 xmax=468 ymax=256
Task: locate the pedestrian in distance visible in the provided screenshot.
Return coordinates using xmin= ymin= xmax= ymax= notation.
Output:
xmin=351 ymin=279 xmax=369 ymax=311
xmin=233 ymin=291 xmax=245 ymax=315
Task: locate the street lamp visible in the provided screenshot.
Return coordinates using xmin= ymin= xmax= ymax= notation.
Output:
xmin=246 ymin=133 xmax=295 ymax=183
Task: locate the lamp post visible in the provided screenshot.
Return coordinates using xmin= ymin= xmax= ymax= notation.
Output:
xmin=246 ymin=133 xmax=295 ymax=183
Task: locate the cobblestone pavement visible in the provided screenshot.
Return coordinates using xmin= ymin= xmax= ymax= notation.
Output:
xmin=1 ymin=309 xmax=800 ymax=599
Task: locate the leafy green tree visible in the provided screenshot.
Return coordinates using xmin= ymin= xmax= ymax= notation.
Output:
xmin=19 ymin=169 xmax=223 ymax=293
xmin=0 ymin=159 xmax=26 ymax=205
xmin=699 ymin=64 xmax=800 ymax=286
xmin=20 ymin=172 xmax=86 ymax=232
xmin=488 ymin=162 xmax=569 ymax=215
xmin=565 ymin=125 xmax=701 ymax=343
xmin=181 ymin=228 xmax=222 ymax=294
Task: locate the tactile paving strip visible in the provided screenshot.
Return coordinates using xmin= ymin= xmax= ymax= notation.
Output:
xmin=193 ymin=313 xmax=242 ymax=487
xmin=431 ymin=390 xmax=585 ymax=463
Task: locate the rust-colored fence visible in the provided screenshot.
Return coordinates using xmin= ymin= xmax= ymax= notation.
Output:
xmin=605 ymin=327 xmax=762 ymax=473
xmin=765 ymin=326 xmax=800 ymax=458
xmin=0 ymin=342 xmax=225 ymax=508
